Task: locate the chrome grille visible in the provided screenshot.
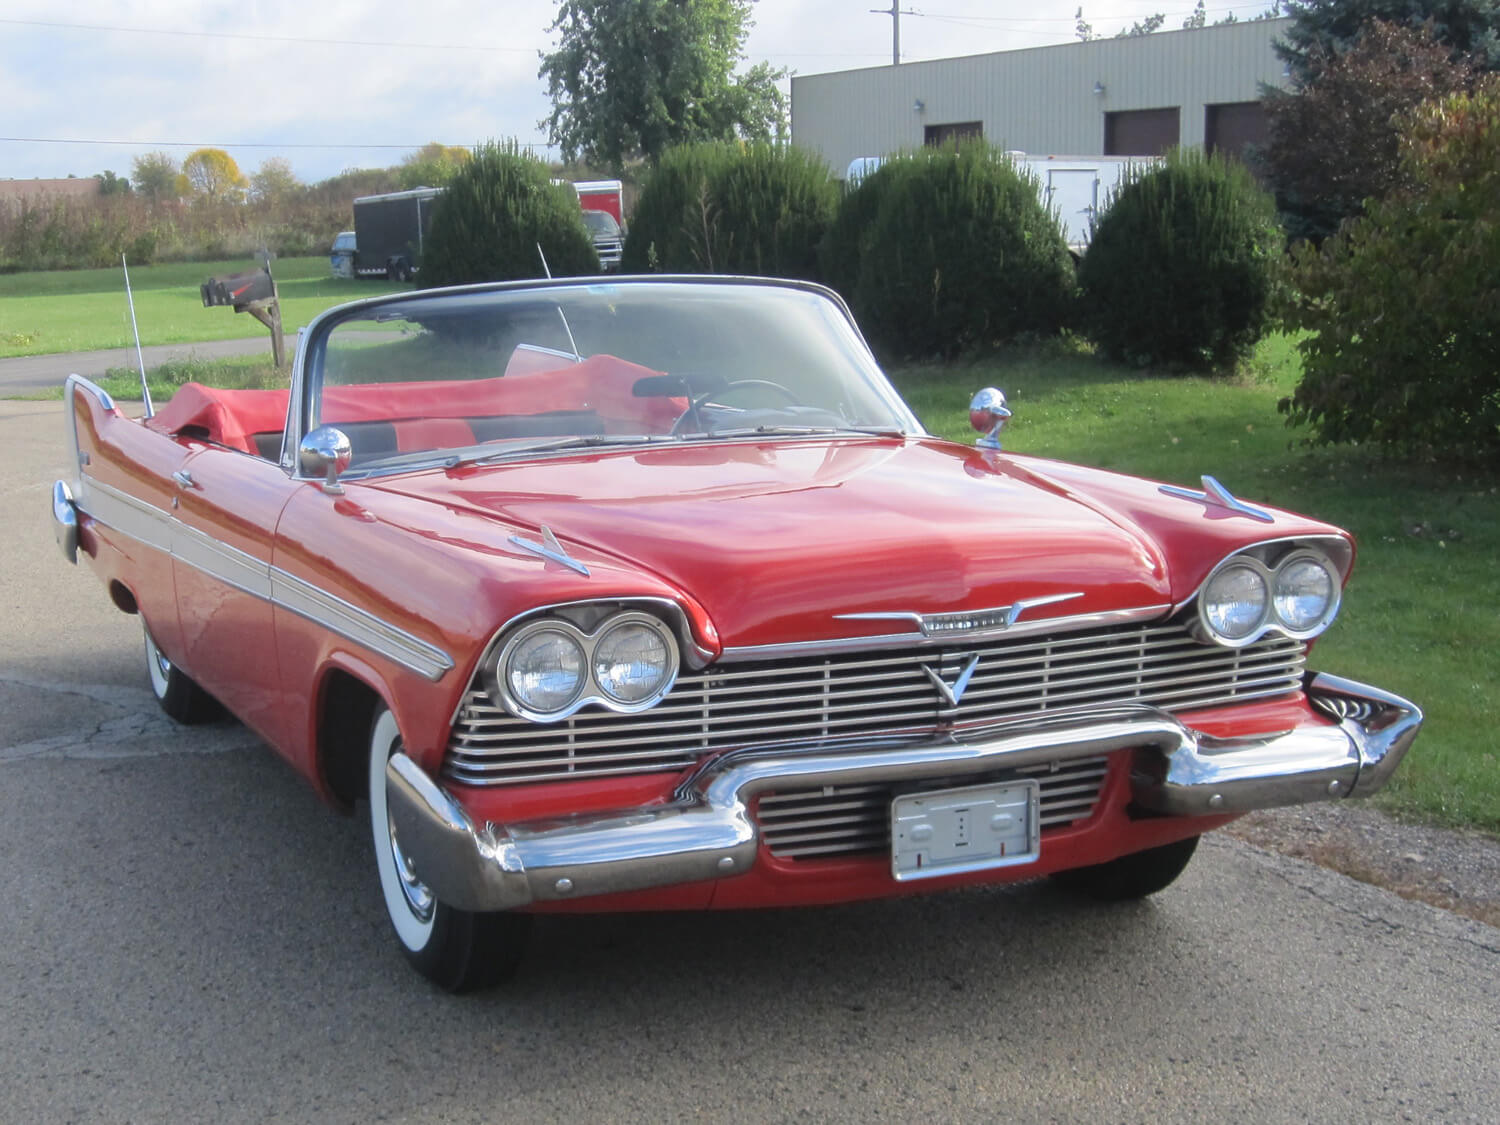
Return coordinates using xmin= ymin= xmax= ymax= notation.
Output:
xmin=757 ymin=756 xmax=1111 ymax=860
xmin=444 ymin=619 xmax=1306 ymax=786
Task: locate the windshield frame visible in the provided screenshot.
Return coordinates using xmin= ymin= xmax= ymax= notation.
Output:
xmin=286 ymin=275 xmax=924 ymax=481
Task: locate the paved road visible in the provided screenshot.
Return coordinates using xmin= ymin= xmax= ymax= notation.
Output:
xmin=0 ymin=336 xmax=276 ymax=395
xmin=3 ymin=399 xmax=1497 ymax=1123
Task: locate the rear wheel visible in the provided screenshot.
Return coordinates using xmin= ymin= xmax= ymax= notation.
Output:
xmin=143 ymin=622 xmax=221 ymax=724
xmin=1051 ymin=835 xmax=1200 ymax=901
xmin=367 ymin=707 xmax=530 ymax=991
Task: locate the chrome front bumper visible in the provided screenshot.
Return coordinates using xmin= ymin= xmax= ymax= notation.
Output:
xmin=386 ymin=672 xmax=1421 ymax=912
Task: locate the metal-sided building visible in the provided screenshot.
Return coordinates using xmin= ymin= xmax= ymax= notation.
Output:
xmin=791 ymin=18 xmax=1291 ymax=176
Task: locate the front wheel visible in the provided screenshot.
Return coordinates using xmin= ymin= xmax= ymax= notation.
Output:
xmin=1050 ymin=835 xmax=1200 ymax=901
xmin=367 ymin=707 xmax=530 ymax=991
xmin=143 ymin=622 xmax=221 ymax=724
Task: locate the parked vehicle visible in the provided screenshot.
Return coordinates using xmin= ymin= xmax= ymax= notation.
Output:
xmin=53 ymin=276 xmax=1421 ymax=992
xmin=845 ymin=153 xmax=1151 ymax=254
xmin=329 ymin=231 xmax=356 ymax=279
xmin=351 ymin=187 xmax=442 ymax=280
xmin=569 ymin=179 xmax=626 ymax=270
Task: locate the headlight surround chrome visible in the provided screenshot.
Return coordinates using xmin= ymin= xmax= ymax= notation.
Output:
xmin=487 ymin=611 xmax=680 ymax=722
xmin=1196 ymin=548 xmax=1342 ymax=647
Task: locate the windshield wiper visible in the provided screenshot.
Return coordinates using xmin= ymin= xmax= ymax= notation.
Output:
xmin=685 ymin=425 xmax=907 ymax=440
xmin=455 ymin=433 xmax=672 ymax=467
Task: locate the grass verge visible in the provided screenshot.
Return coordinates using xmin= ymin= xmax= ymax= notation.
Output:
xmin=0 ymin=256 xmax=407 ymax=358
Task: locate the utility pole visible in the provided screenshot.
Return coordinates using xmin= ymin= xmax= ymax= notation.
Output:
xmin=870 ymin=1 xmax=916 ymax=66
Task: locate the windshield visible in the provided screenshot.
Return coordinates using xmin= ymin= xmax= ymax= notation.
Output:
xmin=307 ymin=280 xmax=913 ymax=472
xmin=581 ymin=211 xmax=620 ymax=237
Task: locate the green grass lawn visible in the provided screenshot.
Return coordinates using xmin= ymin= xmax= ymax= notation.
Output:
xmin=0 ymin=256 xmax=408 ymax=358
xmin=894 ymin=336 xmax=1499 ymax=835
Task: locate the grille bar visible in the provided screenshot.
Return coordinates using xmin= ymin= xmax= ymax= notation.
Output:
xmin=445 ymin=620 xmax=1306 ymax=786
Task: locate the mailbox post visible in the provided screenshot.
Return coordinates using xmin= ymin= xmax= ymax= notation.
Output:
xmin=201 ymin=257 xmax=286 ymax=368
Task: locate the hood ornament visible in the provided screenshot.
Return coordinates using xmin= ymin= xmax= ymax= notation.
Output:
xmin=969 ymin=387 xmax=1012 ymax=450
xmin=924 ymin=652 xmax=982 ymax=707
xmin=1159 ymin=475 xmax=1274 ymax=524
xmin=509 ymin=525 xmax=590 ymax=576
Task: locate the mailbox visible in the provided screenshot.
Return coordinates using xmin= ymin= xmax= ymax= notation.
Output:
xmin=201 ymin=268 xmax=275 ymax=310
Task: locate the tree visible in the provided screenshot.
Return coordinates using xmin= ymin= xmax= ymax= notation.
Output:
xmin=1119 ymin=13 xmax=1166 ymax=36
xmin=95 ymin=170 xmax=131 ymax=196
xmin=1279 ymin=77 xmax=1500 ymax=460
xmin=1263 ymin=19 xmax=1475 ymax=241
xmin=131 ymin=151 xmax=183 ymax=202
xmin=1278 ymin=0 xmax=1500 ymax=83
xmin=538 ymin=0 xmax=787 ymax=171
xmin=397 ymin=142 xmax=472 ymax=190
xmin=1074 ymin=6 xmax=1096 ymax=40
xmin=183 ymin=148 xmax=248 ymax=202
xmin=249 ymin=157 xmax=300 ymax=205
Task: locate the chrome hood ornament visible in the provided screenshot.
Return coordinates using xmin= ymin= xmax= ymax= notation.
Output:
xmin=509 ymin=525 xmax=591 ymax=576
xmin=1159 ymin=475 xmax=1274 ymax=523
xmin=969 ymin=387 xmax=1012 ymax=450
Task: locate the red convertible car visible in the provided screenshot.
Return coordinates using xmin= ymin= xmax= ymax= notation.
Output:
xmin=53 ymin=277 xmax=1421 ymax=990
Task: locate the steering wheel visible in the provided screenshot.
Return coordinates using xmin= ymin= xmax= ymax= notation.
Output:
xmin=673 ymin=379 xmax=805 ymax=434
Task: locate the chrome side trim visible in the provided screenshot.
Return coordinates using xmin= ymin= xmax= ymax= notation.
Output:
xmin=391 ymin=679 xmax=1421 ymax=910
xmin=76 ymin=478 xmax=453 ymax=682
xmin=722 ymin=604 xmax=1173 ymax=660
xmin=270 ymin=566 xmax=454 ymax=681
xmin=1160 ymin=475 xmax=1274 ymax=523
xmin=508 ymin=525 xmax=590 ymax=577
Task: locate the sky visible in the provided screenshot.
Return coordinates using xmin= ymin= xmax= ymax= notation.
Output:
xmin=0 ymin=1 xmax=1283 ymax=185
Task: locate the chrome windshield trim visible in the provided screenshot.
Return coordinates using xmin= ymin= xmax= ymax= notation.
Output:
xmin=1159 ymin=475 xmax=1274 ymax=523
xmin=718 ymin=604 xmax=1173 ymax=661
xmin=75 ymin=478 xmax=453 ymax=682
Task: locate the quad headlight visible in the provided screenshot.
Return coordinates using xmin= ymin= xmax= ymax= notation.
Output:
xmin=489 ymin=611 xmax=680 ymax=721
xmin=1196 ymin=548 xmax=1340 ymax=647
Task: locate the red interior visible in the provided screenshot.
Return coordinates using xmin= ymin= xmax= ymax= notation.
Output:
xmin=145 ymin=353 xmax=684 ymax=455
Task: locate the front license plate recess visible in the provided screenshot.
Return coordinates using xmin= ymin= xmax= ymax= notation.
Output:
xmin=890 ymin=779 xmax=1040 ymax=881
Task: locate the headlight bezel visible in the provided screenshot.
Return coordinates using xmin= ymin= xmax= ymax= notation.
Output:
xmin=1194 ymin=545 xmax=1342 ymax=648
xmin=486 ymin=609 xmax=681 ymax=722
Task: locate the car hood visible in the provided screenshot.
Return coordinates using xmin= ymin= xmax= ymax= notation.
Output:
xmin=367 ymin=437 xmax=1325 ymax=650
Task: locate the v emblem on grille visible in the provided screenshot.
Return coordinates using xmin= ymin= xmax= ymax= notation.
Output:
xmin=924 ymin=653 xmax=982 ymax=708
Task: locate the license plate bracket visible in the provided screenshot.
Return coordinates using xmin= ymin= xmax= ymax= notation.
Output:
xmin=891 ymin=779 xmax=1040 ymax=881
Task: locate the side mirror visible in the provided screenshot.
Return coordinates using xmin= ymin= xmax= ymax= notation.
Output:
xmin=299 ymin=425 xmax=353 ymax=495
xmin=969 ymin=387 xmax=1012 ymax=450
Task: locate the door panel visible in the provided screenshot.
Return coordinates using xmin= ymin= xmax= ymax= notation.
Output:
xmin=170 ymin=447 xmax=298 ymax=746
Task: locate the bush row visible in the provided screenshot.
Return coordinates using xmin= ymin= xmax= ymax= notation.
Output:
xmin=624 ymin=141 xmax=1280 ymax=370
xmin=0 ymin=193 xmax=357 ymax=272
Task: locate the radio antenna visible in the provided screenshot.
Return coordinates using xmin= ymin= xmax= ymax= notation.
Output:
xmin=536 ymin=242 xmax=552 ymax=278
xmin=121 ymin=254 xmax=153 ymax=418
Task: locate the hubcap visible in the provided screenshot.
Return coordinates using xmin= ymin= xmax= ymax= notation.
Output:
xmin=386 ymin=812 xmax=435 ymax=923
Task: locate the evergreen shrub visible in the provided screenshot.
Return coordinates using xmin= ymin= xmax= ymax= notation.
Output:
xmin=1078 ymin=149 xmax=1281 ymax=369
xmin=830 ymin=144 xmax=1075 ymax=360
xmin=621 ymin=142 xmax=836 ymax=279
xmin=421 ymin=141 xmax=597 ymax=287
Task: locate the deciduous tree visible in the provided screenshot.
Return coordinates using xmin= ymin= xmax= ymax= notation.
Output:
xmin=538 ymin=0 xmax=786 ymax=171
xmin=1263 ymin=19 xmax=1475 ymax=241
xmin=130 ymin=151 xmax=183 ymax=202
xmin=183 ymin=148 xmax=248 ymax=202
xmin=249 ymin=157 xmax=300 ymax=205
xmin=397 ymin=143 xmax=473 ymax=190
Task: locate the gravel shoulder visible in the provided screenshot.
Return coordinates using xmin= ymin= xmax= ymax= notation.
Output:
xmin=1221 ymin=803 xmax=1500 ymax=929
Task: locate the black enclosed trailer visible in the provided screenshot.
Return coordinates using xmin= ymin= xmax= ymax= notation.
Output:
xmin=352 ymin=187 xmax=442 ymax=280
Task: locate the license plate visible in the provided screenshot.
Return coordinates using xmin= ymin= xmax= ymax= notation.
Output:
xmin=891 ymin=779 xmax=1040 ymax=881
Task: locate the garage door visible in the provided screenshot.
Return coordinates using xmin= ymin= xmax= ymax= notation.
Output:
xmin=1205 ymin=101 xmax=1267 ymax=160
xmin=1105 ymin=108 xmax=1180 ymax=156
